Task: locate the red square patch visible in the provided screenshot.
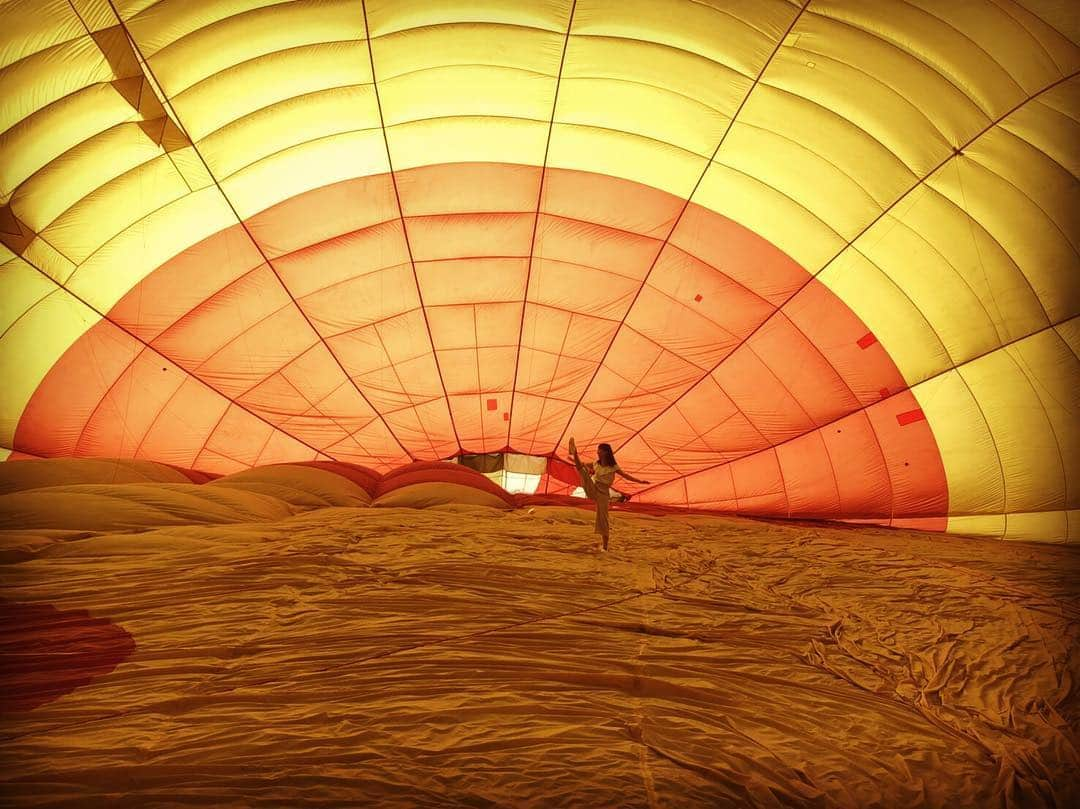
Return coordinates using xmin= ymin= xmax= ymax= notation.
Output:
xmin=896 ymin=408 xmax=926 ymax=426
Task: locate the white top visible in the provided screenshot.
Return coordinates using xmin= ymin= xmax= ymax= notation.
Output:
xmin=592 ymin=463 xmax=620 ymax=488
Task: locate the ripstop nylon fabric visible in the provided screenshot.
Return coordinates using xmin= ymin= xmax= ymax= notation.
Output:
xmin=0 ymin=0 xmax=1077 ymax=540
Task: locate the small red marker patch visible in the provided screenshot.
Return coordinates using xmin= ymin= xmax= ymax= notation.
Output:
xmin=694 ymin=294 xmax=703 ymax=303
xmin=503 ymin=412 xmax=509 ymax=421
xmin=878 ymin=387 xmax=890 ymax=399
xmin=896 ymin=408 xmax=926 ymax=426
xmin=857 ymin=332 xmax=877 ymax=349
xmin=486 ymin=398 xmax=497 ymax=411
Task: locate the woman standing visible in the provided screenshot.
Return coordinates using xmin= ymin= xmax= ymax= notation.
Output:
xmin=568 ymin=438 xmax=650 ymax=551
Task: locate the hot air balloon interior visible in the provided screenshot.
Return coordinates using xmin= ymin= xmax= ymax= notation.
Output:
xmin=1 ymin=0 xmax=1077 ymax=805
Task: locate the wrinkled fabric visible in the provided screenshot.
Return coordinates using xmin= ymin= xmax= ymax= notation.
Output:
xmin=1 ymin=506 xmax=1076 ymax=807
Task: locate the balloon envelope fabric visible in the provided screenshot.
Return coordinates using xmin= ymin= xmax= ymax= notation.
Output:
xmin=1 ymin=0 xmax=1077 ymax=541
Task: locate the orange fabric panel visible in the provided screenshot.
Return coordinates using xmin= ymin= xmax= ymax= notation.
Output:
xmin=246 ymin=174 xmax=399 ymax=260
xmin=109 ymin=224 xmax=263 ymax=342
xmin=15 ymin=319 xmax=142 ymax=458
xmin=729 ymin=450 xmax=789 ymax=516
xmin=12 ymin=163 xmax=950 ymax=523
xmin=776 ymin=432 xmax=843 ymax=519
xmin=865 ymin=392 xmax=949 ymax=519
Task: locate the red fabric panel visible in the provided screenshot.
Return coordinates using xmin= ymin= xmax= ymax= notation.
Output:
xmin=166 ymin=465 xmax=219 ymax=483
xmin=290 ymin=461 xmax=381 ymax=494
xmin=375 ymin=461 xmax=514 ymax=505
xmin=546 ymin=457 xmax=581 ymax=487
xmin=396 ymin=162 xmax=542 ymax=218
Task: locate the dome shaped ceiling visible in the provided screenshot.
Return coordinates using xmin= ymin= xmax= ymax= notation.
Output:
xmin=0 ymin=0 xmax=1077 ymax=541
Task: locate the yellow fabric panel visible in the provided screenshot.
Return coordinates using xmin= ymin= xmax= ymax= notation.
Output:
xmin=813 ymin=1 xmax=1023 ymax=117
xmin=557 ymin=76 xmax=726 ymax=158
xmin=374 ymin=25 xmax=565 ymax=80
xmin=976 ymin=126 xmax=1080 ymax=253
xmin=364 ymin=0 xmax=572 ymax=37
xmin=694 ymin=159 xmax=844 ymax=272
xmin=0 ymin=279 xmax=98 ymax=447
xmin=167 ymin=145 xmax=215 ymax=191
xmin=914 ymin=370 xmax=1005 ymax=517
xmin=853 ymin=211 xmax=1024 ymax=372
xmin=67 ymin=186 xmax=235 ymax=311
xmin=0 ymin=35 xmax=111 ymax=136
xmin=12 ymin=123 xmax=164 ymax=233
xmin=146 ymin=0 xmax=365 ymax=95
xmin=41 ymin=154 xmax=190 ymax=264
xmin=958 ymin=345 xmax=1064 ymax=514
xmin=0 ymin=82 xmax=136 ymax=203
xmin=906 ymin=0 xmax=1077 ymax=96
xmin=573 ymin=0 xmax=791 ymax=79
xmin=1002 ymin=87 xmax=1080 ymax=178
xmin=928 ymin=157 xmax=1078 ymax=325
xmin=1003 ymin=327 xmax=1079 ymax=509
xmin=717 ymin=121 xmax=883 ymax=242
xmin=1055 ymin=318 xmax=1080 ymax=358
xmin=221 ymin=129 xmax=389 ymax=218
xmin=21 ymin=238 xmax=77 ymax=286
xmin=388 ymin=116 xmax=546 ymax=172
xmin=548 ymin=123 xmax=703 ymax=202
xmin=1001 ymin=510 xmax=1069 ymax=543
xmin=199 ymin=85 xmax=380 ymax=180
xmin=0 ymin=0 xmax=82 ymax=70
xmin=861 ymin=185 xmax=1049 ymax=355
xmin=171 ymin=42 xmax=372 ymax=141
xmin=817 ymin=244 xmax=952 ymax=384
xmin=562 ymin=33 xmax=747 ymax=122
xmin=68 ymin=0 xmax=119 ymax=33
xmin=782 ymin=9 xmax=990 ymax=148
xmin=121 ymin=0 xmax=297 ymax=58
xmin=0 ymin=256 xmax=53 ymax=334
xmin=738 ymin=83 xmax=917 ymax=210
xmin=0 ymin=447 xmax=10 ymax=462
xmin=764 ymin=31 xmax=951 ymax=179
xmin=379 ymin=65 xmax=555 ymax=127
xmin=946 ymin=513 xmax=1007 ymax=539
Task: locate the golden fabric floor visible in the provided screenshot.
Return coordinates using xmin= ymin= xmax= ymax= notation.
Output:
xmin=2 ymin=506 xmax=1077 ymax=808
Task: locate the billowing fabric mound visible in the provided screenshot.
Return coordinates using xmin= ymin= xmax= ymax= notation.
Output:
xmin=373 ymin=460 xmax=517 ymax=509
xmin=0 ymin=482 xmax=297 ymax=532
xmin=207 ymin=463 xmax=374 ymax=508
xmin=0 ymin=458 xmax=526 ymax=535
xmin=0 ymin=457 xmax=207 ymax=494
xmin=0 ymin=1 xmax=1077 ymax=540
